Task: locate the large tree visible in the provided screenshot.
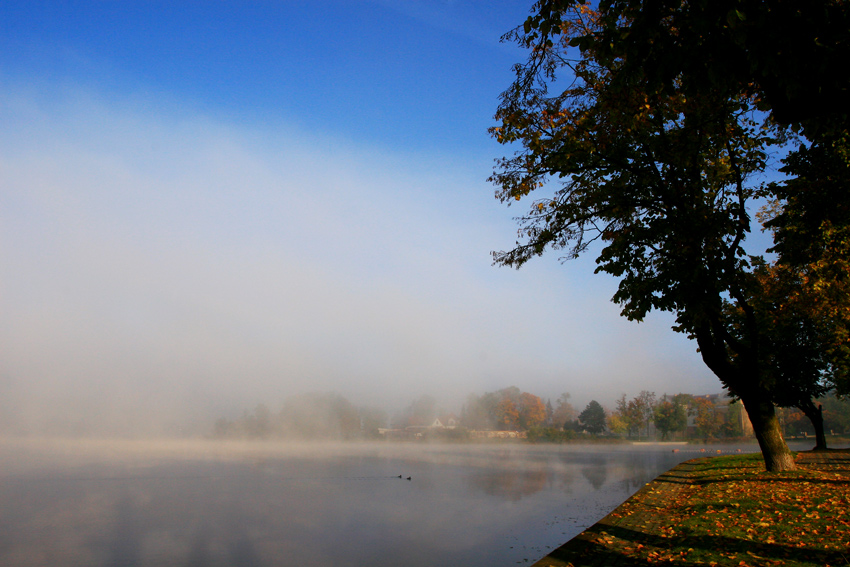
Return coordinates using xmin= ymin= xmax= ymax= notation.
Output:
xmin=654 ymin=397 xmax=687 ymax=440
xmin=491 ymin=2 xmax=800 ymax=469
xmin=551 ymin=392 xmax=577 ymax=428
xmin=578 ymin=400 xmax=606 ymax=434
xmin=513 ymin=0 xmax=850 ymax=461
xmin=615 ymin=393 xmax=649 ymax=439
xmin=518 ymin=392 xmax=548 ymax=429
xmin=462 ymin=386 xmax=545 ymax=430
xmin=692 ymin=397 xmax=724 ymax=442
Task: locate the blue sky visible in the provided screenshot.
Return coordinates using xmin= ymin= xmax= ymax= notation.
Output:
xmin=0 ymin=1 xmax=722 ymax=435
xmin=2 ymin=1 xmax=521 ymax=154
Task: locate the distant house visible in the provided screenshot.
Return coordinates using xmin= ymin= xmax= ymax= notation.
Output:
xmin=395 ymin=415 xmax=460 ymax=439
xmin=402 ymin=415 xmax=457 ymax=437
xmin=429 ymin=414 xmax=459 ymax=429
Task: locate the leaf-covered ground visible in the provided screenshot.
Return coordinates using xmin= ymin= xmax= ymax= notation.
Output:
xmin=534 ymin=451 xmax=850 ymax=567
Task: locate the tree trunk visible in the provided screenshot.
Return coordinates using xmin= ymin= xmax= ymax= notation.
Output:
xmin=741 ymin=396 xmax=796 ymax=471
xmin=694 ymin=326 xmax=796 ymax=471
xmin=798 ymin=400 xmax=828 ymax=451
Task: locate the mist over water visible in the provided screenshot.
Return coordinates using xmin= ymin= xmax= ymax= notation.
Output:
xmin=0 ymin=83 xmax=724 ymax=439
xmin=0 ymin=438 xmax=778 ymax=567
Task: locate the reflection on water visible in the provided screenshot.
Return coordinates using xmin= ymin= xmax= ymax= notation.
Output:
xmin=0 ymin=439 xmax=790 ymax=567
xmin=579 ymin=454 xmax=608 ymax=490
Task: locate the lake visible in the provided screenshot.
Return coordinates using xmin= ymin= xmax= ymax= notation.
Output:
xmin=0 ymin=438 xmax=810 ymax=567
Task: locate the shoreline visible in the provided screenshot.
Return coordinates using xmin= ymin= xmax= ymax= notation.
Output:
xmin=532 ymin=449 xmax=850 ymax=567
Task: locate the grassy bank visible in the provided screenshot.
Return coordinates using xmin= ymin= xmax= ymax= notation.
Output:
xmin=535 ymin=451 xmax=850 ymax=567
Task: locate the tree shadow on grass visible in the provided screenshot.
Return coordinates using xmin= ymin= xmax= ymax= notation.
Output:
xmin=606 ymin=523 xmax=846 ymax=566
xmin=538 ymin=522 xmax=849 ymax=566
xmin=800 ymin=466 xmax=850 ymax=474
xmin=655 ymin=474 xmax=850 ymax=487
xmin=652 ymin=473 xmax=699 ymax=485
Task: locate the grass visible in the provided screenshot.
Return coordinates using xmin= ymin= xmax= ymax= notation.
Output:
xmin=661 ymin=454 xmax=850 ymax=566
xmin=539 ymin=451 xmax=850 ymax=567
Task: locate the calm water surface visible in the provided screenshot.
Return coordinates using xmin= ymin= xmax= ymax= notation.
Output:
xmin=0 ymin=439 xmax=810 ymax=567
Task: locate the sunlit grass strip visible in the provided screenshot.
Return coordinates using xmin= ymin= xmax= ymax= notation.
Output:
xmin=593 ymin=454 xmax=850 ymax=567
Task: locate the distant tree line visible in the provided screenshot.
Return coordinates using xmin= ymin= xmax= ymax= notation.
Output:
xmin=605 ymin=392 xmax=744 ymax=442
xmin=212 ymin=388 xmax=850 ymax=443
xmin=605 ymin=391 xmax=850 ymax=443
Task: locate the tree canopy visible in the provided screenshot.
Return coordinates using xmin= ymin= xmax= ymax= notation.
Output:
xmin=654 ymin=397 xmax=688 ymax=440
xmin=520 ymin=0 xmax=850 ymax=135
xmin=578 ymin=400 xmax=606 ymax=434
xmin=462 ymin=386 xmax=547 ymax=431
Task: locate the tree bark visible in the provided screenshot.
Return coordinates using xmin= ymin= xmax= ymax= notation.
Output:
xmin=694 ymin=325 xmax=796 ymax=471
xmin=798 ymin=400 xmax=828 ymax=451
xmin=741 ymin=395 xmax=797 ymax=471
